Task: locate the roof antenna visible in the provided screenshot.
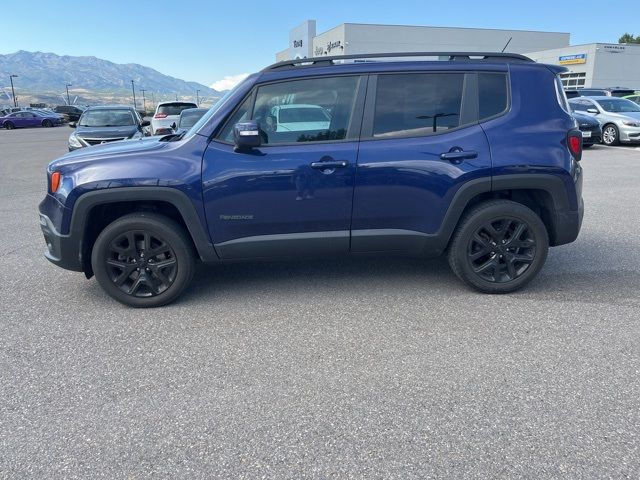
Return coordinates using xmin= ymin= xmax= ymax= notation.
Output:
xmin=501 ymin=37 xmax=513 ymax=53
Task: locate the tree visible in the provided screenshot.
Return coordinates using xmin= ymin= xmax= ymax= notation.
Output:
xmin=619 ymin=33 xmax=640 ymax=44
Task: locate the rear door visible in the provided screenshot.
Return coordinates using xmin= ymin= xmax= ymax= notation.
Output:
xmin=352 ymin=70 xmax=494 ymax=253
xmin=202 ymin=75 xmax=366 ymax=259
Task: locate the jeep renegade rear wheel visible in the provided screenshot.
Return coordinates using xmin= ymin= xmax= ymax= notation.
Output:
xmin=91 ymin=213 xmax=195 ymax=307
xmin=448 ymin=200 xmax=549 ymax=293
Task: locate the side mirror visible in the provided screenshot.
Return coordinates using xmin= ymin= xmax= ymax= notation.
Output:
xmin=141 ymin=120 xmax=151 ymax=127
xmin=233 ymin=121 xmax=261 ymax=151
xmin=68 ymin=122 xmax=76 ymax=128
xmin=587 ymin=108 xmax=599 ymax=114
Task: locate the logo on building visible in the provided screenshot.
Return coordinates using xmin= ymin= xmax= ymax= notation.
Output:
xmin=603 ymin=45 xmax=625 ymax=53
xmin=559 ymin=54 xmax=587 ymax=65
xmin=293 ymin=40 xmax=303 ymax=48
xmin=327 ymin=40 xmax=342 ymax=53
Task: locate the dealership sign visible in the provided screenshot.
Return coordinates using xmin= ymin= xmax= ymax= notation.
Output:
xmin=559 ymin=54 xmax=587 ymax=65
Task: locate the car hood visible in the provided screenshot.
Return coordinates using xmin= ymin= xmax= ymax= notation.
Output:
xmin=52 ymin=135 xmax=170 ymax=169
xmin=74 ymin=125 xmax=139 ymax=138
xmin=572 ymin=112 xmax=599 ymax=126
xmin=602 ymin=111 xmax=640 ymax=122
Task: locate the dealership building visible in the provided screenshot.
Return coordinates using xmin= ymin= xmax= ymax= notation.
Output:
xmin=276 ymin=21 xmax=640 ymax=90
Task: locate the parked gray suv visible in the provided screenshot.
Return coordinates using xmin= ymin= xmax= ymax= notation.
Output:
xmin=569 ymin=97 xmax=640 ymax=145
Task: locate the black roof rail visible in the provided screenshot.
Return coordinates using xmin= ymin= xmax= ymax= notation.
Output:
xmin=263 ymin=51 xmax=534 ymax=71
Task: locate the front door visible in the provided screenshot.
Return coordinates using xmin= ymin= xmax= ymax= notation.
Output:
xmin=202 ymin=75 xmax=366 ymax=259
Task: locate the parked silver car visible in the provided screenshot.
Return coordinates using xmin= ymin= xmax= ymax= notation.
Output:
xmin=569 ymin=97 xmax=640 ymax=145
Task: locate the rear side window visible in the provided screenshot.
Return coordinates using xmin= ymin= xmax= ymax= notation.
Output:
xmin=479 ymin=73 xmax=508 ymax=120
xmin=373 ymin=73 xmax=465 ymax=138
xmin=157 ymin=103 xmax=197 ymax=116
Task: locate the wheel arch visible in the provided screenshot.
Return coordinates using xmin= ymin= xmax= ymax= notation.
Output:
xmin=439 ymin=174 xmax=576 ymax=251
xmin=70 ymin=187 xmax=219 ymax=276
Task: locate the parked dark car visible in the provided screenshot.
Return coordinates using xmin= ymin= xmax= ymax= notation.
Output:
xmin=173 ymin=107 xmax=208 ymax=134
xmin=68 ymin=105 xmax=150 ymax=151
xmin=1 ymin=110 xmax=62 ymax=129
xmin=565 ymin=87 xmax=636 ymax=98
xmin=54 ymin=105 xmax=86 ymax=122
xmin=40 ymin=52 xmax=584 ymax=307
xmin=571 ymin=111 xmax=602 ymax=147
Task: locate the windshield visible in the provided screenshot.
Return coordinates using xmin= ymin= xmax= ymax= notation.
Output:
xmin=598 ymin=99 xmax=640 ymax=113
xmin=157 ymin=103 xmax=197 ymax=116
xmin=79 ymin=109 xmax=136 ymax=127
xmin=183 ymin=78 xmax=253 ymax=138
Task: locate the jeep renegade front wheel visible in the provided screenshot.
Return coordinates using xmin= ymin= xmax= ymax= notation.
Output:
xmin=91 ymin=213 xmax=195 ymax=307
xmin=448 ymin=200 xmax=549 ymax=293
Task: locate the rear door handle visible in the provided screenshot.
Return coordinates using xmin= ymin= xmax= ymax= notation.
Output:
xmin=440 ymin=149 xmax=478 ymax=162
xmin=310 ymin=160 xmax=349 ymax=169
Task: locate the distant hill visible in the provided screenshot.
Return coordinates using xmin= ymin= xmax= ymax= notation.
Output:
xmin=0 ymin=50 xmax=221 ymax=108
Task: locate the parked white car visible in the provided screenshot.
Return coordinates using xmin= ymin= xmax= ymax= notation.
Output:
xmin=151 ymin=101 xmax=197 ymax=135
xmin=268 ymin=104 xmax=331 ymax=132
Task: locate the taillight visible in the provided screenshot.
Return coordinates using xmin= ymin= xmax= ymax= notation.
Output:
xmin=154 ymin=113 xmax=167 ymax=118
xmin=567 ymin=130 xmax=582 ymax=161
xmin=50 ymin=171 xmax=62 ymax=193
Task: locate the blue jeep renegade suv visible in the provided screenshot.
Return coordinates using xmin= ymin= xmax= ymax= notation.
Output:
xmin=39 ymin=52 xmax=584 ymax=307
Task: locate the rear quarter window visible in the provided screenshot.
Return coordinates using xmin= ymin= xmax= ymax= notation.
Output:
xmin=478 ymin=73 xmax=508 ymax=120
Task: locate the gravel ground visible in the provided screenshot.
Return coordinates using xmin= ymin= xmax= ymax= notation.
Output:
xmin=1 ymin=127 xmax=639 ymax=479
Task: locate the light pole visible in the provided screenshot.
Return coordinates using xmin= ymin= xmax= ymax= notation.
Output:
xmin=131 ymin=80 xmax=137 ymax=109
xmin=65 ymin=84 xmax=72 ymax=105
xmin=196 ymin=89 xmax=200 ymax=106
xmin=140 ymin=89 xmax=147 ymax=114
xmin=9 ymin=75 xmax=18 ymax=108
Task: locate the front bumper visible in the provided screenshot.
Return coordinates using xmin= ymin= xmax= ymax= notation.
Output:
xmin=39 ymin=212 xmax=83 ymax=272
xmin=619 ymin=125 xmax=640 ymax=143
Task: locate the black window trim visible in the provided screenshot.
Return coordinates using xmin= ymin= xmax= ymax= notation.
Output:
xmin=211 ymin=73 xmax=368 ymax=148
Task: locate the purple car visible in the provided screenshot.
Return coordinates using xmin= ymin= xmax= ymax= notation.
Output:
xmin=1 ymin=110 xmax=62 ymax=130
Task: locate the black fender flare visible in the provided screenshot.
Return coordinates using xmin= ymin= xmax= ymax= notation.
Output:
xmin=70 ymin=187 xmax=219 ymax=263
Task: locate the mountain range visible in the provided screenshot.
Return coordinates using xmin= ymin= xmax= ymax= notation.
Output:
xmin=0 ymin=50 xmax=221 ymax=107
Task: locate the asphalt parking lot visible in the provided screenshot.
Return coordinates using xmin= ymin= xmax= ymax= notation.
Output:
xmin=1 ymin=126 xmax=639 ymax=479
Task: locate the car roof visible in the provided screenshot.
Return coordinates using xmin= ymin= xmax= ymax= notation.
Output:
xmin=157 ymin=101 xmax=197 ymax=106
xmin=274 ymin=104 xmax=324 ymax=110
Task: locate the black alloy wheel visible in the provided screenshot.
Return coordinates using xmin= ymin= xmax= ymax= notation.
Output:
xmin=42 ymin=119 xmax=53 ymax=127
xmin=467 ymin=218 xmax=536 ymax=283
xmin=5 ymin=122 xmax=15 ymax=130
xmin=448 ymin=200 xmax=549 ymax=293
xmin=91 ymin=213 xmax=195 ymax=307
xmin=105 ymin=230 xmax=178 ymax=297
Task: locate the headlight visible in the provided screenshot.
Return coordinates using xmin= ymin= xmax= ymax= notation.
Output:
xmin=131 ymin=131 xmax=143 ymax=139
xmin=622 ymin=120 xmax=640 ymax=127
xmin=68 ymin=133 xmax=82 ymax=148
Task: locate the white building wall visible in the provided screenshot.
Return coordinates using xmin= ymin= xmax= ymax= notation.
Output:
xmin=341 ymin=24 xmax=569 ymax=56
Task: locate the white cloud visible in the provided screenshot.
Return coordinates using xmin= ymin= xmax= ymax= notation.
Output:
xmin=210 ymin=73 xmax=249 ymax=92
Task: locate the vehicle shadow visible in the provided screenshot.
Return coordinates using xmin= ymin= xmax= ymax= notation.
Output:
xmin=178 ymin=233 xmax=639 ymax=307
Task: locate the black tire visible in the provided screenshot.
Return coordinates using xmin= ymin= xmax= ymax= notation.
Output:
xmin=602 ymin=124 xmax=619 ymax=146
xmin=448 ymin=200 xmax=549 ymax=294
xmin=42 ymin=119 xmax=53 ymax=128
xmin=4 ymin=121 xmax=15 ymax=130
xmin=91 ymin=213 xmax=195 ymax=307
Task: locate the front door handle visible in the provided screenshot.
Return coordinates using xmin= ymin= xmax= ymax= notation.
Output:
xmin=310 ymin=160 xmax=349 ymax=169
xmin=440 ymin=148 xmax=478 ymax=162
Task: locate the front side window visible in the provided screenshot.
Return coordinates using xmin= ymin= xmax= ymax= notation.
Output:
xmin=373 ymin=73 xmax=465 ymax=138
xmin=597 ymin=99 xmax=640 ymax=113
xmin=252 ymin=76 xmax=360 ymax=144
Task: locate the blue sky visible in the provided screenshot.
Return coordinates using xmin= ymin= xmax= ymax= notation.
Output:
xmin=2 ymin=0 xmax=638 ymax=88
